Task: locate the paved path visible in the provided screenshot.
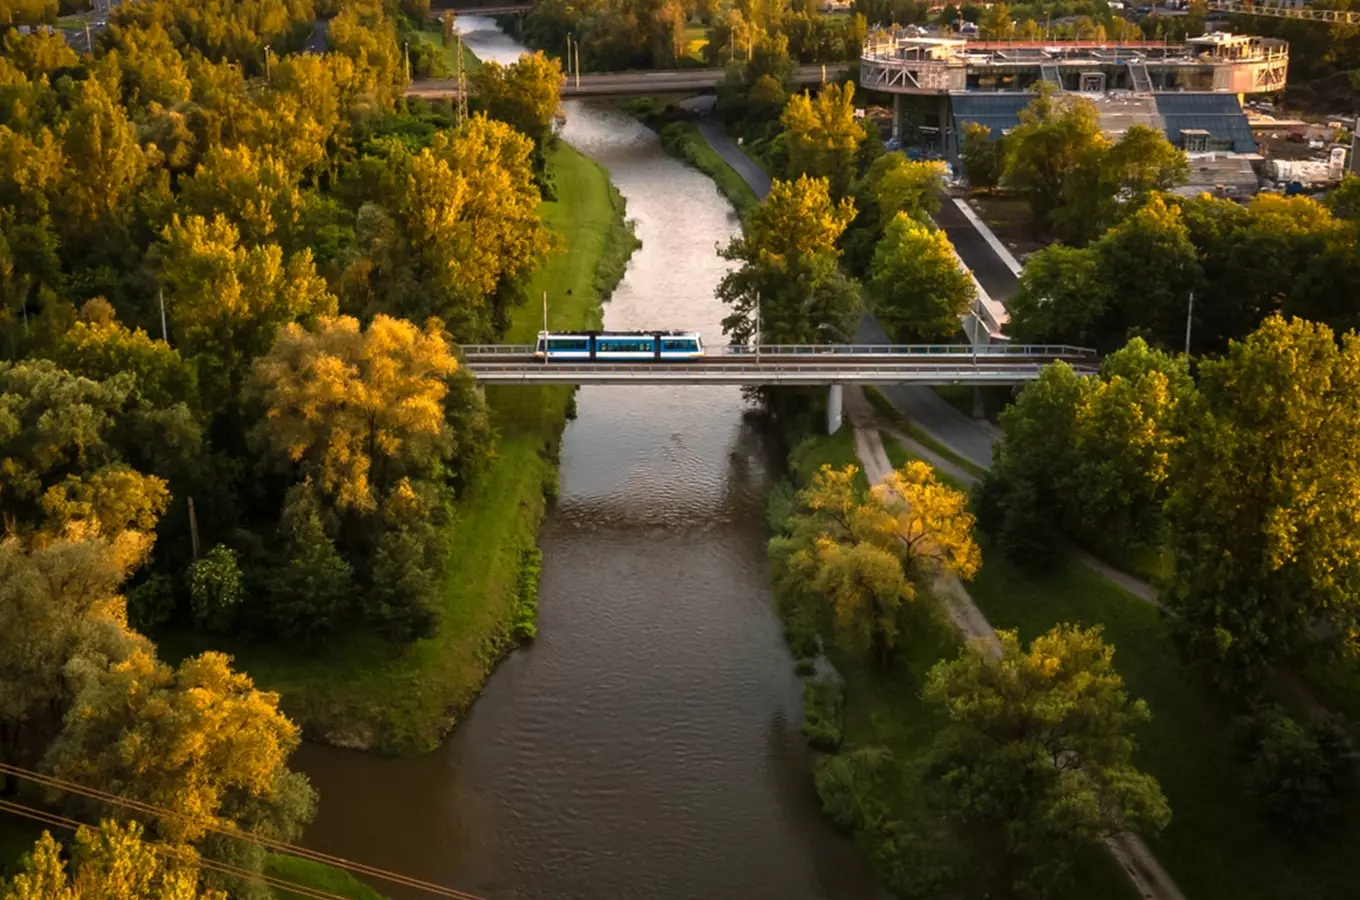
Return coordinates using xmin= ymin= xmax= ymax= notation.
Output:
xmin=696 ymin=119 xmax=771 ymax=199
xmin=932 ymin=193 xmax=1020 ymax=303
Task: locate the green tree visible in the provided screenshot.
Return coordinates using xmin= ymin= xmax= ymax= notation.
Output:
xmin=717 ymin=174 xmax=859 ymax=345
xmin=978 ymin=0 xmax=1013 ymax=38
xmin=859 ymin=152 xmax=943 ymax=229
xmin=1 ymin=821 xmax=224 ymax=900
xmin=1327 ymin=173 xmax=1360 ymax=221
xmin=1003 ymin=85 xmax=1106 ymax=226
xmin=187 ymin=544 xmax=242 ymax=633
xmin=1004 ymin=243 xmax=1105 ymax=347
xmin=959 ymin=121 xmax=1003 ymax=190
xmin=924 ymin=625 xmax=1171 ymax=897
xmin=270 ymin=486 xmax=355 ymax=644
xmin=55 ymin=77 xmax=149 ymax=241
xmin=867 ymin=213 xmax=973 ymax=342
xmin=1164 ymin=316 xmax=1360 ymax=690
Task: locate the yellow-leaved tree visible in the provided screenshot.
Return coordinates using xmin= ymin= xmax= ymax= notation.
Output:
xmin=252 ymin=314 xmax=457 ymax=514
xmin=780 ymin=82 xmax=867 ymax=198
xmin=1 ymin=821 xmax=224 ymax=900
xmin=772 ymin=460 xmax=979 ymax=665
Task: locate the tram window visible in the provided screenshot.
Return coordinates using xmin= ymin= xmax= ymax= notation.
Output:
xmin=549 ymin=338 xmax=588 ymax=351
xmin=662 ymin=339 xmax=698 ymax=351
xmin=599 ymin=340 xmax=653 ymax=352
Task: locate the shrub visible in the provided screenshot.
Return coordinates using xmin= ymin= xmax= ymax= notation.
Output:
xmin=814 ymin=746 xmax=896 ymax=833
xmin=801 ymin=678 xmax=845 ymax=751
xmin=187 ymin=545 xmax=243 ymax=633
xmin=1237 ymin=705 xmax=1354 ymax=837
xmin=511 ymin=546 xmax=541 ymax=642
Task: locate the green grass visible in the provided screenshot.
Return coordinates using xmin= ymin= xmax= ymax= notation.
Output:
xmin=267 ymin=855 xmax=388 ymax=900
xmin=967 ymin=539 xmax=1360 ymax=900
xmin=929 ymin=383 xmax=1012 ymax=424
xmin=0 ymin=813 xmax=43 ymax=878
xmin=863 ymin=386 xmax=989 ymax=480
xmin=160 ymin=143 xmax=633 ymax=754
xmin=412 ymin=22 xmax=484 ymax=77
xmin=881 ymin=432 xmax=970 ymax=494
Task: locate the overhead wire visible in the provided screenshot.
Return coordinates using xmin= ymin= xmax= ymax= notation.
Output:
xmin=0 ymin=762 xmax=489 ymax=900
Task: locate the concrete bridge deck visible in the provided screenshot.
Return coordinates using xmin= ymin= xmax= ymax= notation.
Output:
xmin=460 ymin=344 xmax=1096 ymax=385
xmin=407 ymin=64 xmax=849 ymax=99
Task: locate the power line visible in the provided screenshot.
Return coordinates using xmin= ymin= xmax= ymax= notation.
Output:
xmin=0 ymin=798 xmax=355 ymax=900
xmin=0 ymin=762 xmax=489 ymax=900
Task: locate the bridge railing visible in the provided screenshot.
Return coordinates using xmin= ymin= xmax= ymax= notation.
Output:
xmin=458 ymin=343 xmax=1098 ymax=358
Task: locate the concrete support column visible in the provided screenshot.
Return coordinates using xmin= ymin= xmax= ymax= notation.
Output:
xmin=972 ymin=385 xmax=985 ymax=420
xmin=827 ymin=384 xmax=844 ymax=435
xmin=891 ymin=94 xmax=903 ymax=142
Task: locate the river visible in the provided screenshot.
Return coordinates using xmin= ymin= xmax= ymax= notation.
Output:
xmin=292 ymin=17 xmax=879 ymax=900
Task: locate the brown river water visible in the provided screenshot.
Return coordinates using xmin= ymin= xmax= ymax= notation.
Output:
xmin=291 ymin=17 xmax=882 ymax=900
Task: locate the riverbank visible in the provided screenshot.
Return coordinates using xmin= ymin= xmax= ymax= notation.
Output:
xmin=621 ymin=101 xmax=761 ymax=219
xmin=171 ymin=142 xmax=637 ymax=756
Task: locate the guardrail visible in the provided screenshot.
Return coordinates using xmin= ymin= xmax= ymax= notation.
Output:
xmin=462 ymin=360 xmax=1100 ymax=385
xmin=458 ymin=343 xmax=1097 ymax=358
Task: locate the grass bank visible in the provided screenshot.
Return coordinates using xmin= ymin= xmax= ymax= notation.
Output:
xmin=620 ymin=100 xmax=761 ymax=219
xmin=166 ymin=142 xmax=636 ymax=755
xmin=410 ymin=20 xmax=484 ymax=76
xmin=266 ymin=855 xmax=387 ymax=900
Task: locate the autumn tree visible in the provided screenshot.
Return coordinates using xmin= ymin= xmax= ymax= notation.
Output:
xmin=473 ymin=51 xmax=562 ymax=150
xmin=178 ymin=145 xmax=304 ymax=249
xmin=44 ymin=648 xmax=316 ymax=895
xmin=772 ymin=461 xmax=979 ymax=664
xmin=1164 ymin=317 xmax=1360 ymax=691
xmin=159 ymin=214 xmax=336 ymax=406
xmin=54 ymin=77 xmax=149 ymax=243
xmin=1 ymin=821 xmax=224 ymax=900
xmin=780 ymin=82 xmax=867 ymax=198
xmin=867 ymin=213 xmax=974 ymax=342
xmin=924 ymin=625 xmax=1171 ymax=897
xmin=978 ymin=0 xmax=1014 ymax=38
xmin=717 ymin=174 xmax=859 ymax=345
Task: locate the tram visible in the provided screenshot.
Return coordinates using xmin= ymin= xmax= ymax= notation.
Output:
xmin=534 ymin=330 xmax=705 ymax=361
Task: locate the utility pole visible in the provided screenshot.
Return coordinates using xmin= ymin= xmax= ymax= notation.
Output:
xmin=187 ymin=496 xmax=200 ymax=561
xmin=404 ymin=41 xmax=411 ymax=82
xmin=158 ymin=287 xmax=168 ymax=343
xmin=542 ymin=290 xmax=549 ymax=335
xmin=574 ymin=37 xmax=581 ymax=88
xmin=456 ymin=30 xmax=468 ymax=126
xmin=1184 ymin=291 xmax=1195 ymax=355
xmin=753 ymin=291 xmax=761 ymax=364
xmin=264 ymin=46 xmax=272 ymax=82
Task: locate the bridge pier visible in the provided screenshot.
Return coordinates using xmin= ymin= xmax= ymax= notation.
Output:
xmin=827 ymin=384 xmax=843 ymax=435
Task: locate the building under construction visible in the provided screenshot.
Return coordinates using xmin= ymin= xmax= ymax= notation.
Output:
xmin=862 ymin=31 xmax=1289 ymax=179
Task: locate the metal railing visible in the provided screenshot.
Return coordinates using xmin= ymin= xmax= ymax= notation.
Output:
xmin=458 ymin=343 xmax=1097 ymax=358
xmin=462 ymin=359 xmax=1101 ymax=385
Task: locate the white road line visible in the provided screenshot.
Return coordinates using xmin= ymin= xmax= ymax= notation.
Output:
xmin=952 ymin=197 xmax=1024 ymax=277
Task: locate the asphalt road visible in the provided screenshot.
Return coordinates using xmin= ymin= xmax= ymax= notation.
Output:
xmin=697 ymin=120 xmax=1005 ymax=469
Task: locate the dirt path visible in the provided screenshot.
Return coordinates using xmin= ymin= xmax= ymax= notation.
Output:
xmin=845 ymin=387 xmax=1187 ymax=900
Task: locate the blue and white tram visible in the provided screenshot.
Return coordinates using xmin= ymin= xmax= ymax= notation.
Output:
xmin=534 ymin=330 xmax=705 ymax=361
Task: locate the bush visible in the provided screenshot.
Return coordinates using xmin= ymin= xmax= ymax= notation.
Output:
xmin=125 ymin=571 xmax=177 ymax=631
xmin=188 ymin=545 xmax=243 ymax=633
xmin=815 ymin=746 xmax=896 ymax=831
xmin=511 ymin=546 xmax=541 ymax=641
xmin=1236 ymin=705 xmax=1354 ymax=837
xmin=801 ymin=678 xmax=845 ymax=750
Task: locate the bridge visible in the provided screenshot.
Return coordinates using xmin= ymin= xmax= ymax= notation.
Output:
xmin=408 ymin=64 xmax=849 ymax=99
xmin=461 ymin=343 xmax=1096 ymax=429
xmin=433 ymin=3 xmax=533 ymax=13
xmin=1206 ymin=0 xmax=1360 ymax=24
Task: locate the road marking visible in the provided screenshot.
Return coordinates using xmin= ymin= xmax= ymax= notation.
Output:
xmin=952 ymin=197 xmax=1023 ymax=277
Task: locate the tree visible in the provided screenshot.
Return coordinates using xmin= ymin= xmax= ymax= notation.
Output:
xmin=1051 ymin=125 xmax=1188 ymax=244
xmin=1327 ymin=173 xmax=1360 ymax=221
xmin=978 ymin=0 xmax=1013 ymax=38
xmin=187 ymin=545 xmax=243 ymax=633
xmin=780 ymin=82 xmax=866 ymax=198
xmin=44 ymin=648 xmax=315 ymax=847
xmin=859 ymin=152 xmax=943 ymax=229
xmin=0 ymin=535 xmax=148 ymax=784
xmin=1004 ymin=244 xmax=1106 ymax=347
xmin=472 ymin=51 xmax=562 ymax=148
xmin=252 ymin=314 xmax=460 ymax=514
xmin=178 ymin=145 xmax=303 ymax=249
xmin=1 ymin=821 xmax=224 ymax=900
xmin=54 ymin=77 xmax=149 ymax=241
xmin=1164 ymin=316 xmax=1360 ymax=691
xmin=717 ymin=174 xmax=859 ymax=345
xmin=924 ymin=625 xmax=1171 ymax=897
xmin=867 ymin=212 xmax=974 ymax=342
xmin=959 ymin=121 xmax=1003 ymax=190
xmin=52 ymin=299 xmax=198 ymax=411
xmin=159 ymin=214 xmax=336 ymax=406
xmin=772 ymin=461 xmax=979 ymax=664
xmin=1003 ymin=85 xmax=1106 ymax=226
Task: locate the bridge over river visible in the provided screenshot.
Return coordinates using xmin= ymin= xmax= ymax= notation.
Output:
xmin=461 ymin=343 xmax=1095 ymax=383
xmin=408 ymin=63 xmax=849 ymax=99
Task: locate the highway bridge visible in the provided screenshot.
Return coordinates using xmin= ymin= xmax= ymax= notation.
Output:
xmin=459 ymin=343 xmax=1097 ymax=385
xmin=433 ymin=3 xmax=534 ymax=13
xmin=408 ymin=63 xmax=849 ymax=99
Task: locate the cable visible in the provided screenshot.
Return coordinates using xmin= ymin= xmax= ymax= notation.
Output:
xmin=0 ymin=798 xmax=359 ymax=900
xmin=0 ymin=762 xmax=489 ymax=900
